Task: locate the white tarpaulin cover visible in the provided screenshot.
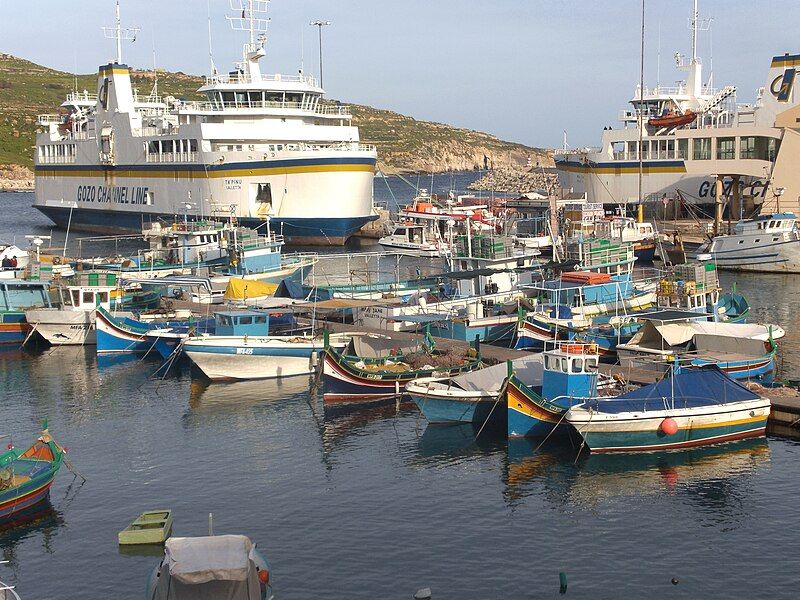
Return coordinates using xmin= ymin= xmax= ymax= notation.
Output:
xmin=627 ymin=321 xmax=777 ymax=350
xmin=166 ymin=535 xmax=253 ymax=584
xmin=450 ymin=354 xmax=544 ymax=392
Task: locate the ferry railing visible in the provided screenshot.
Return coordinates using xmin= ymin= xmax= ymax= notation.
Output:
xmin=203 ymin=72 xmax=319 ymax=87
xmin=66 ymin=91 xmax=98 ymax=103
xmin=182 ymin=99 xmax=351 ymax=117
xmin=37 ymin=114 xmax=65 ymax=124
xmin=145 ymin=152 xmax=198 ymax=163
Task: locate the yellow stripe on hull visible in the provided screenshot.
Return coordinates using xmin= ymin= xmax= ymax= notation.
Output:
xmin=34 ymin=163 xmax=376 ymax=179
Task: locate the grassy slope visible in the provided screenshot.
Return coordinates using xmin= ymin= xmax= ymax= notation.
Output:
xmin=0 ymin=53 xmax=549 ymax=173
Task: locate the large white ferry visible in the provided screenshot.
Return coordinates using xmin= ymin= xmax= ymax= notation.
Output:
xmin=33 ymin=1 xmax=377 ymax=245
xmin=556 ymin=1 xmax=800 ymax=217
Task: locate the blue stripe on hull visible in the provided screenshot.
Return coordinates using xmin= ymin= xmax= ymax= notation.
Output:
xmin=95 ymin=329 xmax=151 ymax=353
xmin=428 ymin=321 xmax=516 ymax=344
xmin=35 ymin=205 xmax=375 ymax=246
xmin=185 ymin=344 xmax=319 ymax=358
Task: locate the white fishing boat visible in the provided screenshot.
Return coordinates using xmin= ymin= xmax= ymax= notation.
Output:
xmin=703 ymin=212 xmax=800 ymax=273
xmin=183 ymin=331 xmax=364 ymax=381
xmin=34 ymin=1 xmax=377 ymax=245
xmin=378 ymin=223 xmax=450 ymax=257
xmin=24 ymin=282 xmax=116 ymax=345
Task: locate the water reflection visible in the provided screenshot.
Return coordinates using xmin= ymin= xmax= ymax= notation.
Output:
xmin=504 ymin=437 xmax=771 ymax=515
xmin=410 ymin=423 xmax=506 ymax=467
xmin=0 ymin=499 xmax=64 ymax=568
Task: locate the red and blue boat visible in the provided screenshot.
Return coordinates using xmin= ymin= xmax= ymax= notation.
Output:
xmin=0 ymin=427 xmax=65 ymax=520
xmin=0 ymin=280 xmax=52 ymax=345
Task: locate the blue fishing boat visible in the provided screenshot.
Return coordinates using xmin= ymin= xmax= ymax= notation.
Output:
xmin=566 ymin=366 xmax=771 ymax=453
xmin=95 ymin=306 xmax=213 ymax=354
xmin=507 ymin=343 xmax=601 ymax=438
xmin=0 ymin=427 xmax=64 ymax=520
xmin=407 ymin=355 xmax=544 ymax=426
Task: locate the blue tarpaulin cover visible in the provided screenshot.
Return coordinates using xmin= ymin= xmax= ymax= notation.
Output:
xmin=585 ymin=366 xmax=760 ymax=413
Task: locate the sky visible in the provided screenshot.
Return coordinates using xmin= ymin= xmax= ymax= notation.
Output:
xmin=1 ymin=0 xmax=796 ymax=148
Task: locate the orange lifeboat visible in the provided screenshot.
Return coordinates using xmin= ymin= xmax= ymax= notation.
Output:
xmin=648 ymin=110 xmax=697 ymax=128
xmin=560 ymin=271 xmax=612 ymax=285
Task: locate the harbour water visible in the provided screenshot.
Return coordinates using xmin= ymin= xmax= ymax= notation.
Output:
xmin=2 ymin=186 xmax=800 ymax=598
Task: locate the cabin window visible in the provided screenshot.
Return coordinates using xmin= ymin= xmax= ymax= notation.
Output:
xmin=717 ymin=137 xmax=735 ymax=160
xmin=693 ymin=138 xmax=711 ymax=160
xmin=677 ymin=139 xmax=689 ymax=160
xmin=71 ymin=289 xmax=80 ymax=305
xmin=740 ymin=136 xmax=756 ymax=159
xmin=83 ymin=291 xmax=94 ymax=304
xmin=254 ymin=316 xmax=267 ymax=324
xmin=238 ymin=316 xmax=253 ymax=325
xmin=572 ymin=358 xmax=583 ymax=373
xmin=222 ymin=92 xmax=235 ymax=105
xmin=98 ymin=292 xmax=109 ymax=303
xmin=219 ymin=316 xmax=231 ymax=327
xmin=544 ymin=355 xmax=552 ymax=370
xmin=235 ymin=92 xmax=248 ymax=106
xmin=189 ymin=139 xmax=198 ymax=152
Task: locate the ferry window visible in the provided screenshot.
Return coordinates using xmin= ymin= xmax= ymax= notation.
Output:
xmin=221 ymin=92 xmax=235 ymax=105
xmin=627 ymin=141 xmax=638 ymax=159
xmin=693 ymin=138 xmax=711 ymax=160
xmin=235 ymin=92 xmax=247 ymax=106
xmin=268 ymin=145 xmax=275 ymax=151
xmin=677 ymin=139 xmax=688 ymax=160
xmin=773 ymin=236 xmax=780 ymax=242
xmin=98 ymin=292 xmax=109 ymax=303
xmin=738 ymin=240 xmax=744 ymax=244
xmin=755 ymin=238 xmax=761 ymax=243
xmin=768 ymin=138 xmax=779 ymax=161
xmin=189 ymin=139 xmax=198 ymax=152
xmin=71 ymin=290 xmax=80 ymax=305
xmin=83 ymin=291 xmax=94 ymax=304
xmin=717 ymin=137 xmax=735 ymax=160
xmin=740 ymin=136 xmax=756 ymax=159
xmin=666 ymin=139 xmax=675 ymax=158
xmin=276 ymin=144 xmax=284 ymax=151
xmin=145 ymin=191 xmax=154 ymax=205
xmin=266 ymin=93 xmax=282 ymax=104
xmin=248 ymin=91 xmax=263 ymax=105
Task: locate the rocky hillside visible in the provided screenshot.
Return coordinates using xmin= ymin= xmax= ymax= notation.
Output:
xmin=0 ymin=53 xmax=551 ymax=186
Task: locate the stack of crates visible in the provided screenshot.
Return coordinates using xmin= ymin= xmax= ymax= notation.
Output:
xmin=673 ymin=263 xmax=719 ymax=293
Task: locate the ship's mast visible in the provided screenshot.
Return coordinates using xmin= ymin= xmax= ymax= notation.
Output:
xmin=102 ymin=1 xmax=139 ymax=64
xmin=690 ymin=0 xmax=698 ymax=64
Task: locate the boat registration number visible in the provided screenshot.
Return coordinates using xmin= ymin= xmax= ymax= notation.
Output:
xmin=236 ymin=348 xmax=254 ymax=355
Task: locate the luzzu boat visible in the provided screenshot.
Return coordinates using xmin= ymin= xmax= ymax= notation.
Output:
xmin=566 ymin=366 xmax=771 ymax=453
xmin=507 ymin=343 xmax=602 ymax=438
xmin=323 ymin=334 xmax=482 ymax=404
xmin=0 ymin=427 xmax=64 ymax=520
xmin=95 ymin=306 xmax=212 ymax=354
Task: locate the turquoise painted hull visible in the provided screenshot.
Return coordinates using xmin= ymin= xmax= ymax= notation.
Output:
xmin=410 ymin=393 xmax=502 ymax=426
xmin=580 ymin=418 xmax=767 ymax=453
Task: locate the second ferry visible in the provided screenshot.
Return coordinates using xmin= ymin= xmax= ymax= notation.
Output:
xmin=33 ymin=1 xmax=377 ymax=245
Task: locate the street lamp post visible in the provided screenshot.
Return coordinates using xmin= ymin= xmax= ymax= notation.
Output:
xmin=309 ymin=20 xmax=331 ymax=88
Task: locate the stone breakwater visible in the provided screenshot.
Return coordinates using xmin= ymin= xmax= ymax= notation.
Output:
xmin=0 ymin=165 xmax=34 ymax=191
xmin=467 ymin=167 xmax=559 ymax=194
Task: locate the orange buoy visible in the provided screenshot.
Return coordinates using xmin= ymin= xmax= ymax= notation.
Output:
xmin=258 ymin=569 xmax=270 ymax=585
xmin=660 ymin=417 xmax=678 ymax=436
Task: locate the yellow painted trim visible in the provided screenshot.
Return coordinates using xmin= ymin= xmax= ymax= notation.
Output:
xmin=34 ymin=163 xmax=376 ymax=179
xmin=98 ymin=67 xmax=130 ymax=75
xmin=771 ymin=56 xmax=800 ymax=68
xmin=558 ymin=164 xmax=687 ymax=175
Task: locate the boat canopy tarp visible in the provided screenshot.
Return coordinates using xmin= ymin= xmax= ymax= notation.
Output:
xmin=627 ymin=321 xmax=775 ymax=350
xmin=693 ymin=334 xmax=768 ymax=357
xmin=450 ymin=354 xmax=544 ymax=393
xmin=346 ymin=336 xmax=419 ymax=358
xmin=154 ymin=535 xmax=262 ymax=600
xmin=589 ymin=366 xmax=760 ymax=413
xmin=224 ymin=278 xmax=278 ymax=300
xmin=274 ymin=279 xmax=305 ymax=299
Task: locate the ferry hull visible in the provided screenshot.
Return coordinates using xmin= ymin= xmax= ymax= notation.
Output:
xmin=35 ymin=205 xmax=375 ymax=246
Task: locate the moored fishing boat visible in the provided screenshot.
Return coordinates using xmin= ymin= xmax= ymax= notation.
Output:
xmin=0 ymin=427 xmax=65 ymax=520
xmin=323 ymin=335 xmax=482 ymax=404
xmin=566 ymin=366 xmax=771 ymax=453
xmin=408 ymin=354 xmax=543 ymax=426
xmin=183 ymin=330 xmax=358 ymax=381
xmin=95 ymin=306 xmax=212 ymax=354
xmin=147 ymin=534 xmax=272 ymax=600
xmin=507 ymin=343 xmax=603 ymax=438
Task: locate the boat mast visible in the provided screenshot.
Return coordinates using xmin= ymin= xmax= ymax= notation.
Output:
xmin=102 ymin=1 xmax=139 ymax=65
xmin=637 ymin=0 xmax=645 ymax=223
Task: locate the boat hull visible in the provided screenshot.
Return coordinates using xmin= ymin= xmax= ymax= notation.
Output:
xmin=506 ymin=376 xmax=569 ymax=438
xmin=707 ymin=236 xmax=800 ymax=273
xmin=568 ymin=400 xmax=769 ymax=453
xmin=25 ymin=309 xmax=95 ymax=345
xmin=0 ymin=314 xmax=29 ymax=345
xmin=409 ymin=391 xmax=500 ymax=425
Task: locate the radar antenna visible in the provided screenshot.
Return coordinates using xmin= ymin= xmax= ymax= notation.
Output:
xmin=102 ymin=1 xmax=140 ymax=64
